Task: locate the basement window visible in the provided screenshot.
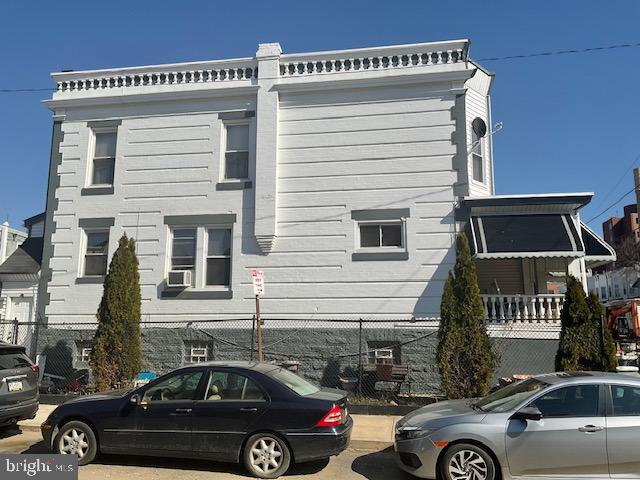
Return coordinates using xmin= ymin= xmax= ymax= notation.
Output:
xmin=185 ymin=342 xmax=211 ymax=364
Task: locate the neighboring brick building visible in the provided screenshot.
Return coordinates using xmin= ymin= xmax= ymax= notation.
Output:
xmin=603 ymin=204 xmax=639 ymax=246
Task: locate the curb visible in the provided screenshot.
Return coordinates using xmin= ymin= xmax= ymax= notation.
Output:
xmin=19 ymin=425 xmax=42 ymax=433
xmin=349 ymin=440 xmax=394 ymax=451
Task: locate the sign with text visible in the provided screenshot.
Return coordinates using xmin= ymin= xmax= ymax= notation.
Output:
xmin=1 ymin=455 xmax=77 ymax=480
xmin=251 ymin=269 xmax=265 ymax=297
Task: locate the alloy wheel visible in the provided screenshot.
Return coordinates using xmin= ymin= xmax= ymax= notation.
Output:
xmin=448 ymin=449 xmax=488 ymax=480
xmin=58 ymin=428 xmax=89 ymax=459
xmin=249 ymin=437 xmax=283 ymax=475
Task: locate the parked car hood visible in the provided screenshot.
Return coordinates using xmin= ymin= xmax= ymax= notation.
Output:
xmin=62 ymin=389 xmax=130 ymax=405
xmin=397 ymin=399 xmax=486 ymax=429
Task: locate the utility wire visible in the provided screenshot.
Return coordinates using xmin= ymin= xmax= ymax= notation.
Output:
xmin=586 ymin=185 xmax=640 ymax=224
xmin=478 ymin=41 xmax=640 ymax=61
xmin=0 ymin=87 xmax=55 ymax=93
xmin=588 ymin=152 xmax=640 ymax=215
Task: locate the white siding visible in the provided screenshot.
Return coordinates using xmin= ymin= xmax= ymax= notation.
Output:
xmin=272 ymin=86 xmax=457 ymax=318
xmin=465 ymin=68 xmax=493 ymax=197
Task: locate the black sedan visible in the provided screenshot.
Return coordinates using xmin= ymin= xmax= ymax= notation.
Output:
xmin=40 ymin=361 xmax=352 ymax=478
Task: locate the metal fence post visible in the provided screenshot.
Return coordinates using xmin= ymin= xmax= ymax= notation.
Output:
xmin=30 ymin=314 xmax=41 ymax=361
xmin=358 ymin=318 xmax=363 ymax=396
xmin=600 ymin=311 xmax=607 ymax=371
xmin=250 ymin=315 xmax=256 ymax=361
xmin=12 ymin=318 xmax=19 ymax=345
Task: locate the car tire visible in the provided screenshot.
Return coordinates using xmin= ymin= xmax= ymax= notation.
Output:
xmin=440 ymin=443 xmax=496 ymax=480
xmin=243 ymin=433 xmax=291 ymax=479
xmin=54 ymin=420 xmax=98 ymax=466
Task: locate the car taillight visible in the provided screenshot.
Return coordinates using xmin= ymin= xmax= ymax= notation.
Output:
xmin=31 ymin=364 xmax=40 ymax=375
xmin=316 ymin=404 xmax=343 ymax=427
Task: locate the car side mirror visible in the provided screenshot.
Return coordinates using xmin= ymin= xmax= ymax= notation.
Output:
xmin=130 ymin=394 xmax=142 ymax=406
xmin=514 ymin=406 xmax=543 ymax=422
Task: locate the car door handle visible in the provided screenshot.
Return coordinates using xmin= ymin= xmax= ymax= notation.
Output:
xmin=170 ymin=408 xmax=193 ymax=415
xmin=240 ymin=407 xmax=258 ymax=413
xmin=579 ymin=425 xmax=604 ymax=433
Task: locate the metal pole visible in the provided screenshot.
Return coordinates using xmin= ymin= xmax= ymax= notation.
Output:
xmin=250 ymin=315 xmax=256 ymax=361
xmin=12 ymin=318 xmax=19 ymax=345
xmin=256 ymin=296 xmax=263 ymax=362
xmin=601 ymin=311 xmax=607 ymax=371
xmin=358 ymin=319 xmax=363 ymax=396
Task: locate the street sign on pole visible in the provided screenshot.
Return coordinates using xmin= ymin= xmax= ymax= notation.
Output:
xmin=251 ymin=269 xmax=265 ymax=362
xmin=251 ymin=269 xmax=265 ymax=297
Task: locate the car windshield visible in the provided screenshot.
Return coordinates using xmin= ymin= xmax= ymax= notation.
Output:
xmin=268 ymin=368 xmax=320 ymax=396
xmin=474 ymin=378 xmax=549 ymax=413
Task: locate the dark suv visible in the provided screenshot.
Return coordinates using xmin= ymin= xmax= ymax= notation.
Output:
xmin=0 ymin=342 xmax=39 ymax=427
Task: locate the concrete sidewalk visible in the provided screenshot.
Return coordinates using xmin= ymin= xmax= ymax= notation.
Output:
xmin=19 ymin=404 xmax=400 ymax=450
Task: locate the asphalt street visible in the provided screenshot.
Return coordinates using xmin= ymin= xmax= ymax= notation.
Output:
xmin=0 ymin=428 xmax=409 ymax=480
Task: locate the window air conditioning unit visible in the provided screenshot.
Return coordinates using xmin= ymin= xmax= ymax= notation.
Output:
xmin=167 ymin=270 xmax=191 ymax=287
xmin=374 ymin=348 xmax=393 ymax=364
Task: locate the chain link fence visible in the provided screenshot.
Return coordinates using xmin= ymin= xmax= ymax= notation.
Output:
xmin=1 ymin=318 xmax=562 ymax=406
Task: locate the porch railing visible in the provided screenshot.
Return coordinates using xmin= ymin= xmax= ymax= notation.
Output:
xmin=480 ymin=294 xmax=564 ymax=323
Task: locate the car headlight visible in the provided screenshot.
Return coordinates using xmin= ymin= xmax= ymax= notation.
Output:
xmin=396 ymin=426 xmax=432 ymax=440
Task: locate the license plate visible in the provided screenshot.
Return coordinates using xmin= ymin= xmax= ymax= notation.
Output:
xmin=8 ymin=381 xmax=23 ymax=392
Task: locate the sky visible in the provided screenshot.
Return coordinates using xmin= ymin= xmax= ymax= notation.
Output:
xmin=1 ymin=0 xmax=639 ymax=234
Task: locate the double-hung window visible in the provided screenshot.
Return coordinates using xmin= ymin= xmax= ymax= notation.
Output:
xmin=168 ymin=226 xmax=232 ymax=289
xmin=170 ymin=228 xmax=197 ymax=286
xmin=223 ymin=124 xmax=249 ymax=180
xmin=471 ymin=117 xmax=486 ymax=184
xmin=206 ymin=228 xmax=231 ymax=286
xmin=83 ymin=230 xmax=110 ymax=276
xmin=91 ymin=130 xmax=117 ymax=186
xmin=471 ymin=127 xmax=483 ymax=183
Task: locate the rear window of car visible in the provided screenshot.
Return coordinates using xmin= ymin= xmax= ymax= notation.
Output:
xmin=0 ymin=350 xmax=32 ymax=370
xmin=268 ymin=368 xmax=320 ymax=396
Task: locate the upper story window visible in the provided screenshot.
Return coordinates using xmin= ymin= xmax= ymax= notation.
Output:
xmin=223 ymin=123 xmax=249 ymax=180
xmin=359 ymin=222 xmax=403 ymax=249
xmin=91 ymin=130 xmax=117 ymax=186
xmin=83 ymin=229 xmax=109 ymax=276
xmin=471 ymin=118 xmax=486 ymax=184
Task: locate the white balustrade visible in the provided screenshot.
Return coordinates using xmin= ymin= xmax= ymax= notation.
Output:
xmin=55 ymin=61 xmax=258 ymax=94
xmin=480 ymin=294 xmax=565 ymax=324
xmin=279 ymin=43 xmax=467 ymax=77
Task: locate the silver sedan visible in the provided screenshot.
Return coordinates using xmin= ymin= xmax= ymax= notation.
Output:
xmin=395 ymin=372 xmax=640 ymax=480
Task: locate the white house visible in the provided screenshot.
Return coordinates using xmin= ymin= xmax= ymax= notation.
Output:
xmin=0 ymin=213 xmax=44 ymax=345
xmin=38 ymin=39 xmax=614 ymax=327
xmin=0 ymin=221 xmax=27 ymax=265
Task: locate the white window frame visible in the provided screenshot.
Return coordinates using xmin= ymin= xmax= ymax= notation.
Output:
xmin=205 ymin=227 xmax=232 ymax=288
xmin=355 ymin=220 xmax=406 ymax=253
xmin=471 ymin=126 xmax=484 ymax=184
xmin=188 ymin=344 xmax=209 ymax=364
xmin=81 ymin=228 xmax=110 ymax=277
xmin=80 ymin=347 xmax=92 ymax=363
xmin=87 ymin=127 xmax=118 ymax=188
xmin=220 ymin=120 xmax=251 ymax=182
xmin=169 ymin=226 xmax=198 ymax=287
xmin=168 ymin=225 xmax=233 ymax=290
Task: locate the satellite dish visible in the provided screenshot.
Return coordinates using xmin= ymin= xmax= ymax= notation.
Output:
xmin=472 ymin=118 xmax=487 ymax=138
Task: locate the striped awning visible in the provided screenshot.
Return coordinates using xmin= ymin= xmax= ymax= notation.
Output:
xmin=466 ymin=214 xmax=584 ymax=259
